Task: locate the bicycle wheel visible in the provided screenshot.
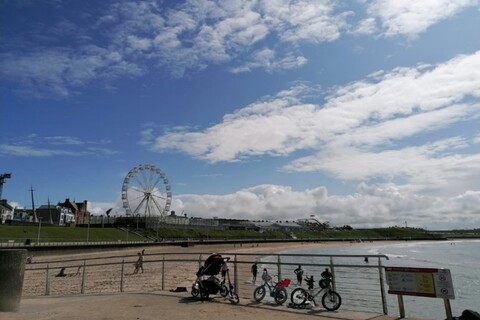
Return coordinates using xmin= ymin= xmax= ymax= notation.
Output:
xmin=274 ymin=287 xmax=288 ymax=305
xmin=231 ymin=293 xmax=240 ymax=304
xmin=290 ymin=288 xmax=307 ymax=305
xmin=322 ymin=290 xmax=341 ymax=311
xmin=253 ymin=285 xmax=266 ymax=302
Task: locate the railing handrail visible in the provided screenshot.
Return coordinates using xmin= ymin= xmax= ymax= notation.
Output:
xmin=25 ymin=251 xmax=389 ymax=266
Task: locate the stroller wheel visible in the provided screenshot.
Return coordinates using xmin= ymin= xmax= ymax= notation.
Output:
xmin=191 ymin=288 xmax=200 ymax=297
xmin=200 ymin=289 xmax=209 ymax=300
xmin=220 ymin=284 xmax=229 ymax=297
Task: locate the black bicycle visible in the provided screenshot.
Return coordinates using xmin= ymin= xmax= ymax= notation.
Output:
xmin=290 ymin=273 xmax=341 ymax=311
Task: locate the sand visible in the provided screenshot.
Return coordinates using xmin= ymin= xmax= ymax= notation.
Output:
xmin=1 ymin=240 xmax=423 ymax=320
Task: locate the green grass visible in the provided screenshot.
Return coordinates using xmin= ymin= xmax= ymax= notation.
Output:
xmin=0 ymin=224 xmax=451 ymax=244
xmin=0 ymin=225 xmax=144 ymax=243
xmin=294 ymin=227 xmax=444 ymax=240
xmin=142 ymin=227 xmax=289 ymax=240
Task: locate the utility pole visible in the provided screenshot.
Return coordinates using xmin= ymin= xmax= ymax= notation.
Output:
xmin=30 ymin=185 xmax=38 ymax=222
xmin=0 ymin=173 xmax=11 ymax=199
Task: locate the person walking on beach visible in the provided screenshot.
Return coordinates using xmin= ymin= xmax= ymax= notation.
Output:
xmin=133 ymin=252 xmax=144 ymax=274
xmin=251 ymin=263 xmax=258 ymax=284
xmin=294 ymin=265 xmax=304 ymax=286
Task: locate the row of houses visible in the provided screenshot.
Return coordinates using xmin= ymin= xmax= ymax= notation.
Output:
xmin=2 ymin=197 xmax=329 ymax=234
xmin=0 ymin=198 xmax=90 ymax=226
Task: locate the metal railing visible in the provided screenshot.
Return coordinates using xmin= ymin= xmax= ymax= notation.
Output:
xmin=23 ymin=252 xmax=390 ymax=315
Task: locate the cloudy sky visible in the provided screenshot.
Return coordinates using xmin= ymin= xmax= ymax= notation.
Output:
xmin=1 ymin=0 xmax=480 ymax=230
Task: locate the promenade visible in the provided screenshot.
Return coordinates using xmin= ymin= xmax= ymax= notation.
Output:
xmin=1 ymin=291 xmax=427 ymax=320
xmin=1 ymin=241 xmax=437 ymax=320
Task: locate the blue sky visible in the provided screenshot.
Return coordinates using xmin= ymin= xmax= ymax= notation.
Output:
xmin=1 ymin=0 xmax=480 ymax=230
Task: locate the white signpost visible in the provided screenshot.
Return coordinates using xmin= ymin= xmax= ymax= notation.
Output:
xmin=385 ymin=267 xmax=454 ymax=319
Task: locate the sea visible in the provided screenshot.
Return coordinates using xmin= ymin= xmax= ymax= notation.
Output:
xmin=279 ymin=239 xmax=480 ymax=320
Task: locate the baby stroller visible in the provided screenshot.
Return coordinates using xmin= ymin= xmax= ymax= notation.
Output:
xmin=191 ymin=253 xmax=239 ymax=303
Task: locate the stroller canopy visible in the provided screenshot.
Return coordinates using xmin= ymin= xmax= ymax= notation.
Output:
xmin=202 ymin=254 xmax=225 ymax=276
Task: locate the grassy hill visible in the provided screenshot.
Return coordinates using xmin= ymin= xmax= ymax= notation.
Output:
xmin=0 ymin=225 xmax=144 ymax=243
xmin=1 ymin=224 xmax=469 ymax=244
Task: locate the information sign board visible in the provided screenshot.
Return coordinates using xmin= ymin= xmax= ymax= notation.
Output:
xmin=385 ymin=267 xmax=454 ymax=299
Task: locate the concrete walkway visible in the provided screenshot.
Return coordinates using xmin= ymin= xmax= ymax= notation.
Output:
xmin=0 ymin=291 xmax=428 ymax=320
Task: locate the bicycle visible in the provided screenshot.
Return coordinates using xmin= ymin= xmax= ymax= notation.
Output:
xmin=290 ymin=273 xmax=341 ymax=311
xmin=253 ymin=274 xmax=291 ymax=305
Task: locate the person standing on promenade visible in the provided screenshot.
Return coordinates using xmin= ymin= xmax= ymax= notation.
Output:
xmin=294 ymin=265 xmax=304 ymax=286
xmin=251 ymin=262 xmax=258 ymax=284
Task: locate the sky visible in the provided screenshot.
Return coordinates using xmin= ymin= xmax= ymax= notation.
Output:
xmin=1 ymin=0 xmax=480 ymax=230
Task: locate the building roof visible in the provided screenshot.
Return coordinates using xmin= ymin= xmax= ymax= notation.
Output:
xmin=0 ymin=199 xmax=13 ymax=211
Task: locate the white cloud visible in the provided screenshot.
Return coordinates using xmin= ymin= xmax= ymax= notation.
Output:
xmin=162 ymin=183 xmax=479 ymax=229
xmin=0 ymin=144 xmax=78 ymax=157
xmin=144 ymin=51 xmax=480 ymax=200
xmin=367 ymin=0 xmax=480 ymax=38
xmin=230 ymin=48 xmax=307 ymax=73
xmin=261 ymin=0 xmax=349 ymax=43
xmin=1 ymin=0 xmax=354 ymax=96
xmin=0 ymin=47 xmax=143 ymax=98
xmin=0 ymin=136 xmax=119 ymax=157
xmin=147 ymin=51 xmax=480 ymax=162
xmin=352 ymin=18 xmax=377 ymax=35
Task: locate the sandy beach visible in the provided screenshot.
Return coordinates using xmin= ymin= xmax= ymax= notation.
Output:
xmin=1 ymin=240 xmax=425 ymax=320
xmin=20 ymin=240 xmax=379 ymax=296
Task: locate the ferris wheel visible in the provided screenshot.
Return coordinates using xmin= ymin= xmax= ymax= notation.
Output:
xmin=121 ymin=164 xmax=172 ymax=217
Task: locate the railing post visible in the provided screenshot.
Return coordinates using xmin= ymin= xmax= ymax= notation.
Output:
xmin=198 ymin=254 xmax=203 ymax=268
xmin=45 ymin=264 xmax=50 ymax=295
xmin=80 ymin=259 xmax=86 ymax=294
xmin=234 ymin=255 xmax=238 ymax=295
xmin=329 ymin=256 xmax=336 ymax=291
xmin=277 ymin=255 xmax=282 ymax=280
xmin=161 ymin=255 xmax=165 ymax=291
xmin=378 ymin=258 xmax=388 ymax=315
xmin=120 ymin=258 xmax=125 ymax=292
xmin=398 ymin=295 xmax=406 ymax=318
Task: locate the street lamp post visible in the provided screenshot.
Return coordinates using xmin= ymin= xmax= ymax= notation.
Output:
xmin=87 ymin=214 xmax=92 ymax=243
xmin=136 ymin=214 xmax=140 ymax=232
xmin=126 ymin=224 xmax=130 ymax=242
xmin=36 ymin=217 xmax=43 ymax=245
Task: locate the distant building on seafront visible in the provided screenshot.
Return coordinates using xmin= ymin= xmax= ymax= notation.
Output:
xmin=0 ymin=200 xmax=14 ymax=223
xmin=36 ymin=203 xmax=75 ymax=226
xmin=58 ymin=199 xmax=90 ymax=224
